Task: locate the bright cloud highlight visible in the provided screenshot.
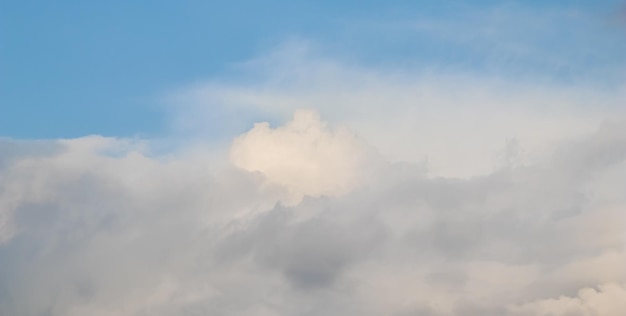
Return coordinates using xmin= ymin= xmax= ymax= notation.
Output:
xmin=230 ymin=109 xmax=383 ymax=203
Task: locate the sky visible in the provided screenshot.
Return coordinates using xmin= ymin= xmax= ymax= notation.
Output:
xmin=2 ymin=0 xmax=625 ymax=138
xmin=1 ymin=0 xmax=626 ymax=315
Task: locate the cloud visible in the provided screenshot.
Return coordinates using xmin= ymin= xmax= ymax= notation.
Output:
xmin=1 ymin=106 xmax=625 ymax=315
xmin=3 ymin=7 xmax=626 ymax=312
xmin=508 ymin=283 xmax=626 ymax=316
xmin=172 ymin=41 xmax=625 ymax=177
xmin=230 ymin=109 xmax=384 ymax=203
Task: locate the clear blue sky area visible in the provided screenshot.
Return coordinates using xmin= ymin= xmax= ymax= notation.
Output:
xmin=1 ymin=0 xmax=624 ymax=139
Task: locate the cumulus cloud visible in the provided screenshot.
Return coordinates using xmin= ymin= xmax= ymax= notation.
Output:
xmin=1 ymin=106 xmax=625 ymax=315
xmin=230 ymin=109 xmax=384 ymax=203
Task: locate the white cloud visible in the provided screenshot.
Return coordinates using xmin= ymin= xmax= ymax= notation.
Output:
xmin=230 ymin=109 xmax=384 ymax=203
xmin=1 ymin=108 xmax=625 ymax=315
xmin=508 ymin=283 xmax=626 ymax=316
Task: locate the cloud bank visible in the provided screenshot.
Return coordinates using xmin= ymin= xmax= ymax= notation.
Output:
xmin=2 ymin=102 xmax=626 ymax=315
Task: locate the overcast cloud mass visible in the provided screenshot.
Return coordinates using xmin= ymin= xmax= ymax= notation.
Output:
xmin=2 ymin=1 xmax=626 ymax=316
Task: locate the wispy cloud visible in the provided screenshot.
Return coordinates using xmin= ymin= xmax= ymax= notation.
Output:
xmin=172 ymin=41 xmax=625 ymax=177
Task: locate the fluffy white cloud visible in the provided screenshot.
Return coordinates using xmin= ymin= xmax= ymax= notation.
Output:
xmin=1 ymin=109 xmax=625 ymax=315
xmin=230 ymin=109 xmax=384 ymax=203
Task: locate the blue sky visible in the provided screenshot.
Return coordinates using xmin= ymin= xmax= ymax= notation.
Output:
xmin=1 ymin=0 xmax=625 ymax=139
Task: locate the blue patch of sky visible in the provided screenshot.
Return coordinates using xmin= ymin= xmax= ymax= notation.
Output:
xmin=1 ymin=0 xmax=624 ymax=139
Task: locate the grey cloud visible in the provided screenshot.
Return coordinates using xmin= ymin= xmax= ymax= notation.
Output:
xmin=0 ymin=118 xmax=625 ymax=315
xmin=0 ymin=139 xmax=65 ymax=169
xmin=216 ymin=199 xmax=387 ymax=290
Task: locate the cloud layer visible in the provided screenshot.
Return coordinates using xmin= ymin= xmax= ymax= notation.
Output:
xmin=1 ymin=103 xmax=626 ymax=315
